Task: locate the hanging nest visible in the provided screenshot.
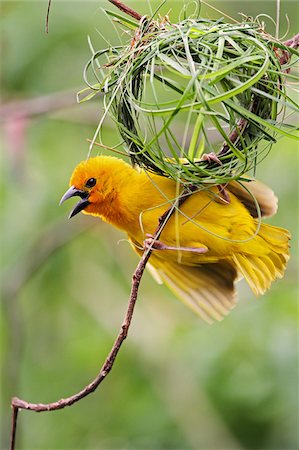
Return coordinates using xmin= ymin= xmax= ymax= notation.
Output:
xmin=79 ymin=9 xmax=299 ymax=187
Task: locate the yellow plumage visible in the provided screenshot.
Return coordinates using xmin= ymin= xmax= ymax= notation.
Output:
xmin=61 ymin=155 xmax=290 ymax=323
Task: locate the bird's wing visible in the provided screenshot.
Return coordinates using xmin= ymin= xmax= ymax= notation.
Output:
xmin=227 ymin=179 xmax=278 ymax=218
xmin=165 ymin=157 xmax=277 ymax=218
xmin=149 ymin=257 xmax=238 ymax=324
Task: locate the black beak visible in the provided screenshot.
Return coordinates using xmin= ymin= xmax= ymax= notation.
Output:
xmin=59 ymin=186 xmax=90 ymax=219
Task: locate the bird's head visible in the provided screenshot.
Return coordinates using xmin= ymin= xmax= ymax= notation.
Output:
xmin=60 ymin=156 xmax=134 ymax=220
xmin=60 ymin=156 xmax=115 ymax=218
xmin=60 ymin=158 xmax=101 ymax=218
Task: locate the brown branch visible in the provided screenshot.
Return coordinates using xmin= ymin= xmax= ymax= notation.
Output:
xmin=283 ymin=32 xmax=299 ymax=49
xmin=108 ymin=0 xmax=142 ymax=21
xmin=9 ymin=189 xmax=191 ymax=450
xmin=10 ymin=407 xmax=18 ymax=450
xmin=218 ymin=118 xmax=248 ymax=157
xmin=45 ymin=0 xmax=52 ymax=34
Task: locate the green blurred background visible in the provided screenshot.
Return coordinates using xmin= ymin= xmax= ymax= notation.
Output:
xmin=1 ymin=1 xmax=298 ymax=449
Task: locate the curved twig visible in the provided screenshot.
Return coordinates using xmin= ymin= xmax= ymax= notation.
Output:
xmin=9 ymin=189 xmax=190 ymax=450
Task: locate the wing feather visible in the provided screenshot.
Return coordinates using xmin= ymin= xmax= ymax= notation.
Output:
xmin=227 ymin=179 xmax=278 ymax=218
xmin=149 ymin=257 xmax=238 ymax=324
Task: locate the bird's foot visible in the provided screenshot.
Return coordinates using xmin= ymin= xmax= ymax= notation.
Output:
xmin=200 ymin=152 xmax=222 ymax=165
xmin=144 ymin=234 xmax=208 ymax=253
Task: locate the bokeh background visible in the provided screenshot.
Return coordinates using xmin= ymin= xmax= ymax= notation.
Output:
xmin=1 ymin=1 xmax=298 ymax=449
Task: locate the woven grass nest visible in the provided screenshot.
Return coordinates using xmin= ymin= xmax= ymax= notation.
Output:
xmin=80 ymin=9 xmax=298 ymax=188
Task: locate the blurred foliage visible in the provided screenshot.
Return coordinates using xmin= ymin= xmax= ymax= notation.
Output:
xmin=0 ymin=1 xmax=298 ymax=450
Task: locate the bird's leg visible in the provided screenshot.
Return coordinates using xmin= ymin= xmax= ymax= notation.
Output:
xmin=144 ymin=234 xmax=208 ymax=253
xmin=201 ymin=152 xmax=231 ymax=204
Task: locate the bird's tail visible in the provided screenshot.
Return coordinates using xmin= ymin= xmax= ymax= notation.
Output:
xmin=232 ymin=222 xmax=290 ymax=295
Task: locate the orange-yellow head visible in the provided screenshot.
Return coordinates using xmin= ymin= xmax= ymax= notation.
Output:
xmin=60 ymin=156 xmax=136 ymax=221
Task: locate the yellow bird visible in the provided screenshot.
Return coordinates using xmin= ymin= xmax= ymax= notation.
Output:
xmin=60 ymin=155 xmax=290 ymax=323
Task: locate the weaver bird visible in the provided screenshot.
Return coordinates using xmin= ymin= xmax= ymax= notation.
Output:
xmin=60 ymin=156 xmax=290 ymax=323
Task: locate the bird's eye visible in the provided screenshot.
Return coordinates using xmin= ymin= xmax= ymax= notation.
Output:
xmin=85 ymin=178 xmax=96 ymax=188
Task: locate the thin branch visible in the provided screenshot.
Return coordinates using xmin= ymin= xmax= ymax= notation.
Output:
xmin=283 ymin=32 xmax=299 ymax=49
xmin=218 ymin=118 xmax=248 ymax=157
xmin=10 ymin=407 xmax=18 ymax=450
xmin=9 ymin=189 xmax=191 ymax=450
xmin=108 ymin=0 xmax=142 ymax=21
xmin=45 ymin=0 xmax=52 ymax=34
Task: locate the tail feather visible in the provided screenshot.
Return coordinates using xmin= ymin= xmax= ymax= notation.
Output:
xmin=268 ymin=252 xmax=287 ymax=278
xmin=232 ymin=222 xmax=290 ymax=295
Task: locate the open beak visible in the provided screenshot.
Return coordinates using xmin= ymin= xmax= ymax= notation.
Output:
xmin=59 ymin=186 xmax=90 ymax=219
